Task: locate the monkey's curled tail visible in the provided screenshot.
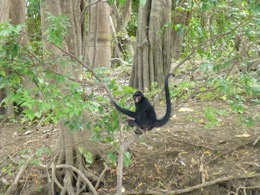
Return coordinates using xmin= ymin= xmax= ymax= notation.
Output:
xmin=155 ymin=73 xmax=174 ymax=128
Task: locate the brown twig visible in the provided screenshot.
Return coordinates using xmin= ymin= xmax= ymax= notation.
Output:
xmin=253 ymin=136 xmax=260 ymax=146
xmin=125 ymin=173 xmax=260 ymax=194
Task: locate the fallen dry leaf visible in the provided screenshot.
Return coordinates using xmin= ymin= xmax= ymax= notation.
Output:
xmin=178 ymin=107 xmax=194 ymax=112
xmin=234 ymin=133 xmax=251 ymax=138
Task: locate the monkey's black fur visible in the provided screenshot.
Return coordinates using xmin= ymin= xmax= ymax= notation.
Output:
xmin=112 ymin=74 xmax=173 ymax=133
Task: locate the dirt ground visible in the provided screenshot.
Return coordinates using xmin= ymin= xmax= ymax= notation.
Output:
xmin=0 ymin=100 xmax=259 ymax=194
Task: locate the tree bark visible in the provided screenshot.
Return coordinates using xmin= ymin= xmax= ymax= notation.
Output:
xmin=0 ymin=0 xmax=10 ymax=22
xmin=40 ymin=1 xmax=110 ymax=194
xmin=130 ymin=0 xmax=172 ymax=91
xmin=0 ymin=0 xmax=10 ymax=116
xmin=88 ymin=0 xmax=111 ymax=68
xmin=110 ymin=0 xmax=134 ymax=61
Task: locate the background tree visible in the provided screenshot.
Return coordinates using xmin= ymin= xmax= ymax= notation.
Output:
xmin=110 ymin=0 xmax=134 ymax=63
xmin=88 ymin=0 xmax=111 ymax=68
xmin=0 ymin=0 xmax=34 ymax=117
xmin=39 ymin=0 xmax=114 ymax=194
xmin=129 ymin=0 xmax=173 ymax=91
xmin=0 ymin=0 xmax=10 ymax=116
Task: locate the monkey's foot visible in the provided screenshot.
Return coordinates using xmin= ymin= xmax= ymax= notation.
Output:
xmin=134 ymin=129 xmax=145 ymax=135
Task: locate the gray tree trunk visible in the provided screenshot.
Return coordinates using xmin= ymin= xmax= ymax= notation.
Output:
xmin=129 ymin=0 xmax=172 ymax=91
xmin=40 ymin=1 xmax=109 ymax=193
xmin=88 ymin=0 xmax=111 ymax=68
xmin=0 ymin=0 xmax=10 ymax=117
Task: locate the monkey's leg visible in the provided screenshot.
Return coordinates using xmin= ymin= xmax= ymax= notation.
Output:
xmin=127 ymin=120 xmax=145 ymax=134
xmin=127 ymin=120 xmax=139 ymax=128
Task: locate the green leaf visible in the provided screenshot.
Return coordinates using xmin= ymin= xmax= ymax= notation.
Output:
xmin=83 ymin=151 xmax=93 ymax=164
xmin=107 ymin=0 xmax=115 ymax=5
xmin=240 ymin=116 xmax=255 ymax=127
xmin=204 ymin=107 xmax=217 ymax=122
xmin=23 ymin=109 xmax=35 ymax=121
xmin=78 ymin=147 xmax=94 ymax=164
xmin=0 ymin=70 xmax=6 ymax=76
xmin=107 ymin=151 xmax=117 ymax=164
xmin=123 ymin=151 xmax=131 ymax=167
xmin=36 ymin=147 xmax=50 ymax=156
xmin=119 ymin=0 xmax=125 ymax=7
xmin=44 ymin=12 xmax=70 ymax=46
xmin=34 ymin=112 xmax=42 ymax=119
xmin=139 ymin=0 xmax=146 ymax=6
xmin=98 ymin=106 xmax=104 ymax=114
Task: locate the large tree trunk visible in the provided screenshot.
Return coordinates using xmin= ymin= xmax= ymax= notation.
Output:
xmin=0 ymin=0 xmax=10 ymax=117
xmin=129 ymin=0 xmax=172 ymax=91
xmin=40 ymin=1 xmax=109 ymax=194
xmin=0 ymin=0 xmax=9 ymax=21
xmin=110 ymin=0 xmax=134 ymax=62
xmin=88 ymin=0 xmax=111 ymax=68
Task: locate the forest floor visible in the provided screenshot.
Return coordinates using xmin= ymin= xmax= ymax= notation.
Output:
xmin=0 ymin=100 xmax=259 ymax=194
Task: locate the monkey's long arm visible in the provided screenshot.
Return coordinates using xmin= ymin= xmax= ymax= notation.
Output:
xmin=112 ymin=100 xmax=147 ymax=119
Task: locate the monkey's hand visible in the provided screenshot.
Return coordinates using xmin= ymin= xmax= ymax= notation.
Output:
xmin=111 ymin=100 xmax=116 ymax=106
xmin=111 ymin=100 xmax=120 ymax=110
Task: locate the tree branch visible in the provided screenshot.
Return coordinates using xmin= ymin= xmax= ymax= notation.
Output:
xmin=125 ymin=173 xmax=260 ymax=194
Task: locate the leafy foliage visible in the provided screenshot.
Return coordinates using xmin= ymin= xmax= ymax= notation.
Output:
xmin=44 ymin=12 xmax=70 ymax=45
xmin=170 ymin=0 xmax=259 ymax=129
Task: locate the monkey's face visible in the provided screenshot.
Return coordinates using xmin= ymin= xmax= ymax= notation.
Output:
xmin=134 ymin=95 xmax=142 ymax=103
xmin=133 ymin=91 xmax=144 ymax=103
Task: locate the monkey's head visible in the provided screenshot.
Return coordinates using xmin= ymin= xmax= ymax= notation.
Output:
xmin=133 ymin=91 xmax=144 ymax=103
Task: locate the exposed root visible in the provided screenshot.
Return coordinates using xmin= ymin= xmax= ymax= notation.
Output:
xmin=40 ymin=163 xmax=99 ymax=195
xmin=36 ymin=120 xmax=110 ymax=195
xmin=5 ymin=155 xmax=34 ymax=195
xmin=95 ymin=162 xmax=109 ymax=189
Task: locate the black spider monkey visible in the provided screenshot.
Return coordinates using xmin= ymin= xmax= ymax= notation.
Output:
xmin=112 ymin=73 xmax=174 ymax=134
